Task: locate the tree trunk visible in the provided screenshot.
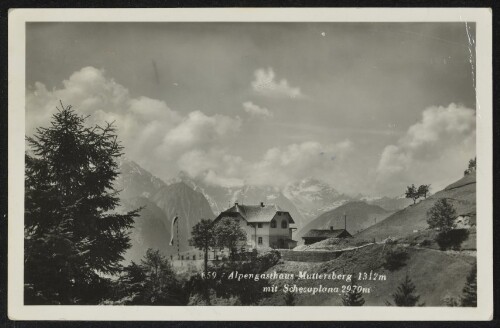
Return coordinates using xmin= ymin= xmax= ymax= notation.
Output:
xmin=204 ymin=247 xmax=208 ymax=276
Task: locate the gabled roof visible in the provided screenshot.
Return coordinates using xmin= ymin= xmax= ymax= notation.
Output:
xmin=216 ymin=204 xmax=295 ymax=223
xmin=302 ymin=229 xmax=350 ymax=239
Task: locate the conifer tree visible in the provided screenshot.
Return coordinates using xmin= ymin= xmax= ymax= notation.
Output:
xmin=387 ymin=273 xmax=424 ymax=306
xmin=461 ymin=264 xmax=477 ymax=307
xmin=427 ymin=198 xmax=457 ymax=233
xmin=284 ymin=291 xmax=296 ymax=306
xmin=342 ymin=276 xmax=365 ymax=306
xmin=24 ymin=103 xmax=140 ymax=304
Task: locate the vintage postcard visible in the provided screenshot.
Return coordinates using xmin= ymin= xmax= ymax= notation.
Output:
xmin=8 ymin=8 xmax=493 ymax=321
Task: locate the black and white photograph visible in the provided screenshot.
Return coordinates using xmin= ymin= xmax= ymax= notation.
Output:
xmin=8 ymin=8 xmax=493 ymax=321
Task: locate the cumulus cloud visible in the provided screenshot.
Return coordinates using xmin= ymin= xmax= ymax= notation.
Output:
xmin=177 ymin=150 xmax=246 ymax=188
xmin=247 ymin=140 xmax=352 ymax=187
xmin=251 ymin=67 xmax=304 ymax=99
xmin=376 ymin=103 xmax=476 ymax=195
xmin=242 ymin=101 xmax=273 ymax=118
xmin=176 ymin=139 xmax=354 ymax=190
xmin=26 ymin=66 xmax=359 ymax=194
xmin=157 ymin=110 xmax=241 ymax=157
xmin=26 ymin=66 xmax=241 ymax=178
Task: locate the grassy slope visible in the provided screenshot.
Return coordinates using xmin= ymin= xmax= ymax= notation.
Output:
xmin=356 ymin=173 xmax=476 ymax=242
xmin=261 ymin=243 xmax=475 ymax=306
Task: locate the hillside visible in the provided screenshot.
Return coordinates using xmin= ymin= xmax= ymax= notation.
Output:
xmin=121 ymin=197 xmax=172 ymax=263
xmin=150 ymin=182 xmax=215 ymax=253
xmin=364 ymin=196 xmax=412 ymax=212
xmin=260 ymin=243 xmax=476 ymax=306
xmin=297 ymin=201 xmax=392 ymax=238
xmin=357 ymin=173 xmax=476 ymax=242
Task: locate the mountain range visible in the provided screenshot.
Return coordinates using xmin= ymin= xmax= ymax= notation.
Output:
xmin=116 ymin=161 xmax=214 ymax=263
xmin=115 ymin=159 xmax=417 ymax=262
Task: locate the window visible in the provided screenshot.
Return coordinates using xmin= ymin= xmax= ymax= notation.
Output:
xmin=258 ymin=237 xmax=263 ymax=245
xmin=270 ymin=219 xmax=277 ymax=228
xmin=257 ymin=223 xmax=263 ymax=228
xmin=281 ymin=220 xmax=288 ymax=229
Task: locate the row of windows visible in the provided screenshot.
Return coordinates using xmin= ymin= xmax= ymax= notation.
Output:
xmin=256 ymin=220 xmax=288 ymax=229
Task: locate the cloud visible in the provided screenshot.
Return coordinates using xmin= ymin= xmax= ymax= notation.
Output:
xmin=376 ymin=103 xmax=476 ymax=195
xmin=247 ymin=140 xmax=352 ymax=187
xmin=177 ymin=139 xmax=354 ymax=191
xmin=159 ymin=111 xmax=241 ymax=154
xmin=26 ymin=66 xmax=241 ymax=178
xmin=242 ymin=101 xmax=273 ymax=118
xmin=251 ymin=67 xmax=304 ymax=99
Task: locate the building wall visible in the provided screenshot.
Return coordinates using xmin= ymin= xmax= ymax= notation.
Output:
xmin=251 ymin=222 xmax=270 ymax=249
xmin=220 ymin=212 xmax=295 ymax=250
xmin=267 ymin=213 xmax=294 ymax=249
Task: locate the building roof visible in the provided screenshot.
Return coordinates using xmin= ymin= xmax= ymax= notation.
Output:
xmin=217 ymin=204 xmax=295 ymax=224
xmin=302 ymin=229 xmax=349 ymax=239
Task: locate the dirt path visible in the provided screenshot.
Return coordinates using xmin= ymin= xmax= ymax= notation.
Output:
xmin=303 ymin=241 xmax=476 ymax=258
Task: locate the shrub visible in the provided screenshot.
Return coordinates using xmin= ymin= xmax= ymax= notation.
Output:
xmin=384 ymin=247 xmax=409 ymax=271
xmin=442 ymin=295 xmax=459 ymax=307
xmin=436 ymin=229 xmax=469 ymax=250
xmin=188 ymin=250 xmax=281 ymax=305
xmin=418 ymin=239 xmax=432 ymax=247
xmin=461 ymin=264 xmax=477 ymax=307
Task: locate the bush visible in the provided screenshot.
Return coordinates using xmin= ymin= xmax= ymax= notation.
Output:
xmin=384 ymin=247 xmax=409 ymax=271
xmin=436 ymin=229 xmax=469 ymax=250
xmin=188 ymin=250 xmax=281 ymax=305
xmin=418 ymin=239 xmax=432 ymax=247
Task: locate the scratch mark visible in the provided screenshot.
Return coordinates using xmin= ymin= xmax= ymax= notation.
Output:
xmin=464 ymin=22 xmax=479 ymax=111
xmin=152 ymin=60 xmax=160 ymax=85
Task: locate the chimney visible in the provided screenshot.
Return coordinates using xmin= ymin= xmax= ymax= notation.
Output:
xmin=260 ymin=202 xmax=264 ymax=207
xmin=330 ymin=226 xmax=333 ymax=231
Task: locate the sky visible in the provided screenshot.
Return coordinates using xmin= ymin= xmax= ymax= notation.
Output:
xmin=25 ymin=22 xmax=476 ymax=196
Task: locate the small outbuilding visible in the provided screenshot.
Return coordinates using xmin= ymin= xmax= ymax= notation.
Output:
xmin=302 ymin=227 xmax=352 ymax=245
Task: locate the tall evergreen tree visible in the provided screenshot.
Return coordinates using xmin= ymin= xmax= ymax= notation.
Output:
xmin=461 ymin=264 xmax=477 ymax=307
xmin=387 ymin=272 xmax=423 ymax=306
xmin=342 ymin=276 xmax=365 ymax=306
xmin=284 ymin=291 xmax=296 ymax=306
xmin=427 ymin=198 xmax=457 ymax=233
xmin=24 ymin=103 xmax=140 ymax=304
xmin=139 ymin=249 xmax=185 ymax=305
